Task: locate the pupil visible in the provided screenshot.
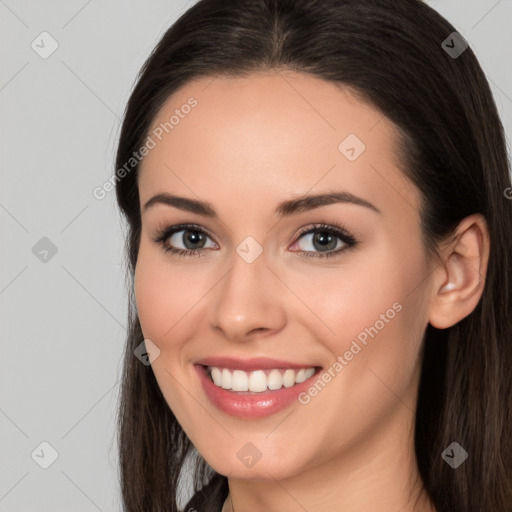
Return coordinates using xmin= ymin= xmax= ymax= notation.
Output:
xmin=185 ymin=230 xmax=204 ymax=249
xmin=314 ymin=232 xmax=336 ymax=251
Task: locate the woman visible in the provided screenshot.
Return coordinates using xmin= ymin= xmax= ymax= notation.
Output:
xmin=115 ymin=0 xmax=512 ymax=511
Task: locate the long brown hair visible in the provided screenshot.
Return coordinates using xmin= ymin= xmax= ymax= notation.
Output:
xmin=114 ymin=1 xmax=512 ymax=510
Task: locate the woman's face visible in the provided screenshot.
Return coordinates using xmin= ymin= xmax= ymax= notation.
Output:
xmin=135 ymin=70 xmax=435 ymax=480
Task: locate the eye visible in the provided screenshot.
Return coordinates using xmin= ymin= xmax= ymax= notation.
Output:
xmin=153 ymin=224 xmax=218 ymax=258
xmin=153 ymin=222 xmax=359 ymax=259
xmin=290 ymin=223 xmax=358 ymax=259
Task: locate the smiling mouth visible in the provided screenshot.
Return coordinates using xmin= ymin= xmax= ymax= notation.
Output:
xmin=199 ymin=364 xmax=321 ymax=393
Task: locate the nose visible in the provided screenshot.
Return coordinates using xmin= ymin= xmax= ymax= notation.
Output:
xmin=209 ymin=246 xmax=286 ymax=342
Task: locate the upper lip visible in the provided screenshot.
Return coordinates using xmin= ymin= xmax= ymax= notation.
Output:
xmin=195 ymin=356 xmax=320 ymax=372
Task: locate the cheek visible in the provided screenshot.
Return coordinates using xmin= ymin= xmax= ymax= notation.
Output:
xmin=133 ymin=239 xmax=222 ymax=370
xmin=134 ymin=243 xmax=199 ymax=343
xmin=288 ymin=244 xmax=429 ymax=453
xmin=315 ymin=237 xmax=429 ymax=377
xmin=134 ymin=251 xmax=168 ymax=340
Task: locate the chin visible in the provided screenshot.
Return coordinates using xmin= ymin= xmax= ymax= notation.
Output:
xmin=200 ymin=444 xmax=307 ymax=481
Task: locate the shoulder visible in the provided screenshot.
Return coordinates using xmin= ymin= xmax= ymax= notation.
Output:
xmin=181 ymin=473 xmax=229 ymax=512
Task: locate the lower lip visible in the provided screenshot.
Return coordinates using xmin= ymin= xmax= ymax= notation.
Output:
xmin=194 ymin=364 xmax=321 ymax=419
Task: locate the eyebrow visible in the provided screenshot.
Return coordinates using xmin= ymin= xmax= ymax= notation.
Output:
xmin=142 ymin=190 xmax=381 ymax=218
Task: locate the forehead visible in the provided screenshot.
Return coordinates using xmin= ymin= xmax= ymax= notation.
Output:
xmin=138 ymin=70 xmax=420 ymax=219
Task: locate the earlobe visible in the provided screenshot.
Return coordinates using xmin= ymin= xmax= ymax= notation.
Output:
xmin=428 ymin=214 xmax=490 ymax=329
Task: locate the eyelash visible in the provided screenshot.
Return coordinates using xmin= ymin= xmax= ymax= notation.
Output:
xmin=152 ymin=222 xmax=359 ymax=259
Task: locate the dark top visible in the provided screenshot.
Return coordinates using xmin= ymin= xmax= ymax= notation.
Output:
xmin=181 ymin=473 xmax=229 ymax=512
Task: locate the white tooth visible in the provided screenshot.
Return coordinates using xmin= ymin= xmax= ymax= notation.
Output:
xmin=221 ymin=368 xmax=232 ymax=389
xmin=282 ymin=369 xmax=296 ymax=388
xmin=304 ymin=368 xmax=315 ymax=379
xmin=232 ymin=370 xmax=249 ymax=391
xmin=248 ymin=370 xmax=268 ymax=392
xmin=209 ymin=366 xmax=317 ymax=392
xmin=267 ymin=369 xmax=283 ymax=390
xmin=295 ymin=368 xmax=307 ymax=383
xmin=210 ymin=367 xmax=222 ymax=386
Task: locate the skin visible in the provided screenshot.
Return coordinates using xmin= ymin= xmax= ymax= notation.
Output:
xmin=134 ymin=70 xmax=490 ymax=512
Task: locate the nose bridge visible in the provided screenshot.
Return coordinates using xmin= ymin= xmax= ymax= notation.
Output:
xmin=210 ymin=239 xmax=284 ymax=339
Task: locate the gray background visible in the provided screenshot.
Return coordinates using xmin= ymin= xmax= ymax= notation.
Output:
xmin=1 ymin=1 xmax=511 ymax=511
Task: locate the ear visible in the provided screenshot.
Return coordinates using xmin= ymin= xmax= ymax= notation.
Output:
xmin=428 ymin=213 xmax=490 ymax=329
